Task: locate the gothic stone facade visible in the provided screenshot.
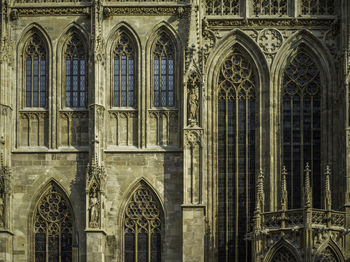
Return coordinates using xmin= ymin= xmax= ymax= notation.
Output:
xmin=0 ymin=0 xmax=350 ymax=262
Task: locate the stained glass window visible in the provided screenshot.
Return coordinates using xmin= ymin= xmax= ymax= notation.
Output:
xmin=124 ymin=184 xmax=162 ymax=262
xmin=153 ymin=32 xmax=175 ymax=107
xmin=34 ymin=183 xmax=73 ymax=262
xmin=65 ymin=32 xmax=87 ymax=108
xmin=25 ymin=33 xmax=47 ymax=108
xmin=217 ymin=45 xmax=256 ymax=262
xmin=271 ymin=247 xmax=298 ymax=262
xmin=282 ymin=47 xmax=321 ymax=209
xmin=113 ymin=32 xmax=136 ymax=107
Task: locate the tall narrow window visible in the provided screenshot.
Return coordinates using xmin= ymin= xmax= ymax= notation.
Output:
xmin=34 ymin=183 xmax=73 ymax=262
xmin=282 ymin=47 xmax=321 ymax=208
xmin=153 ymin=32 xmax=175 ymax=107
xmin=217 ymin=46 xmax=256 ymax=262
xmin=25 ymin=33 xmax=47 ymax=108
xmin=113 ymin=32 xmax=136 ymax=107
xmin=123 ymin=184 xmax=162 ymax=262
xmin=65 ymin=32 xmax=87 ymax=108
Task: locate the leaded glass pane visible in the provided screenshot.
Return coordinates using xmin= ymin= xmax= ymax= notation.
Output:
xmin=282 ymin=47 xmax=321 ymax=209
xmin=64 ymin=32 xmax=87 ymax=108
xmin=217 ymin=46 xmax=256 ymax=262
xmin=34 ymin=184 xmax=73 ymax=262
xmin=113 ymin=32 xmax=136 ymax=108
xmin=124 ymin=185 xmax=162 ymax=262
xmin=153 ymin=32 xmax=175 ymax=107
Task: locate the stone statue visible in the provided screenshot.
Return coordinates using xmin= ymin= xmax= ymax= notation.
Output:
xmin=89 ymin=190 xmax=99 ymax=227
xmin=0 ymin=195 xmax=4 ymax=228
xmin=188 ymin=86 xmax=199 ymax=126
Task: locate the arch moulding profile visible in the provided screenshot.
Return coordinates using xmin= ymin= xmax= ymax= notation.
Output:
xmin=263 ymin=238 xmax=301 ymax=262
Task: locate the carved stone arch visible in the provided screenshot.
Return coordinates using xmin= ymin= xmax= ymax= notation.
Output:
xmin=28 ymin=178 xmax=76 ymax=262
xmin=118 ymin=177 xmax=164 ymax=262
xmin=106 ymin=23 xmax=141 ymax=109
xmin=146 ymin=22 xmax=183 ymax=109
xmin=56 ymin=25 xmax=89 ymax=110
xmin=313 ymin=239 xmax=345 ymax=262
xmin=264 ymin=239 xmax=301 ymax=262
xmin=17 ymin=23 xmax=52 ymax=110
xmin=271 ymin=29 xmax=336 ymax=209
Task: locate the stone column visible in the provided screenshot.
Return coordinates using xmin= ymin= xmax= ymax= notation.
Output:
xmin=85 ymin=0 xmax=107 ymax=261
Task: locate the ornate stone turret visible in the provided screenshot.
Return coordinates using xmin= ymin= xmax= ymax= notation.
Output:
xmin=256 ymin=168 xmax=265 ymax=213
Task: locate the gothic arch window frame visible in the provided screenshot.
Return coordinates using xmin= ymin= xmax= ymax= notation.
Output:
xmin=205 ymin=29 xmax=270 ymax=262
xmin=59 ymin=27 xmax=89 ymax=110
xmin=271 ymin=31 xmax=335 ymax=210
xmin=148 ymin=26 xmax=180 ymax=109
xmin=119 ymin=179 xmax=164 ymax=262
xmin=108 ymin=26 xmax=140 ymax=109
xmin=264 ymin=239 xmax=301 ymax=262
xmin=312 ymin=239 xmax=345 ymax=262
xmin=28 ymin=179 xmax=76 ymax=262
xmin=19 ymin=27 xmax=51 ymax=110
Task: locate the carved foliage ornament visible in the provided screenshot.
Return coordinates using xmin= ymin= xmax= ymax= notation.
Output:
xmin=184 ymin=129 xmax=202 ymax=148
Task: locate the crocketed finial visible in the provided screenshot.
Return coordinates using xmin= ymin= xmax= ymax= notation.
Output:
xmin=304 ymin=162 xmax=312 ymax=208
xmin=281 ymin=165 xmax=288 ymax=211
xmin=324 ymin=165 xmax=332 ymax=210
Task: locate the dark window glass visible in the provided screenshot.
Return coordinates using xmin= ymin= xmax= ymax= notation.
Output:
xmin=153 ymin=32 xmax=175 ymax=107
xmin=65 ymin=32 xmax=87 ymax=108
xmin=282 ymin=48 xmax=321 ymax=209
xmin=25 ymin=34 xmax=47 ymax=108
xmin=217 ymin=46 xmax=256 ymax=262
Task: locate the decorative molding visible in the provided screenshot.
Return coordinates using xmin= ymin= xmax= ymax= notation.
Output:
xmin=10 ymin=6 xmax=90 ymax=18
xmin=184 ymin=128 xmax=202 ymax=148
xmin=103 ymin=6 xmax=190 ymax=16
xmin=206 ymin=18 xmax=338 ymax=28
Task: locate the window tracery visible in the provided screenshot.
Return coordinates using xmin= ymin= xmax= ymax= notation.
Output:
xmin=301 ymin=0 xmax=335 ymax=15
xmin=25 ymin=33 xmax=47 ymax=108
xmin=316 ymin=247 xmax=339 ymax=262
xmin=270 ymin=247 xmax=297 ymax=262
xmin=282 ymin=47 xmax=321 ymax=209
xmin=34 ymin=183 xmax=73 ymax=262
xmin=64 ymin=32 xmax=87 ymax=108
xmin=206 ymin=0 xmax=240 ymax=15
xmin=123 ymin=184 xmax=162 ymax=262
xmin=113 ymin=32 xmax=136 ymax=108
xmin=217 ymin=45 xmax=256 ymax=262
xmin=153 ymin=32 xmax=175 ymax=107
xmin=253 ymin=0 xmax=287 ymax=16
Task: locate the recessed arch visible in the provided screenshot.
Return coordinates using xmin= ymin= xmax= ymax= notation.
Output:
xmin=313 ymin=239 xmax=345 ymax=262
xmin=28 ymin=178 xmax=76 ymax=262
xmin=206 ymin=28 xmax=271 ymax=262
xmin=271 ymin=29 xmax=335 ymax=209
xmin=119 ymin=177 xmax=164 ymax=262
xmin=264 ymin=239 xmax=301 ymax=262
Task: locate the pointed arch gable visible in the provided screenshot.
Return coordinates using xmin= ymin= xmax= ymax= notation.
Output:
xmin=56 ymin=23 xmax=89 ymax=54
xmin=106 ymin=22 xmax=141 ymax=52
xmin=313 ymin=238 xmax=345 ymax=262
xmin=264 ymin=238 xmax=301 ymax=262
xmin=17 ymin=23 xmax=52 ymax=54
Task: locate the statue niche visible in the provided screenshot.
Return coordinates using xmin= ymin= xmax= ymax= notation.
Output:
xmin=187 ymin=72 xmax=200 ymax=127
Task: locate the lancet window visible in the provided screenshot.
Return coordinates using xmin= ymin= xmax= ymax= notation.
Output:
xmin=25 ymin=33 xmax=47 ymax=108
xmin=217 ymin=45 xmax=256 ymax=262
xmin=206 ymin=0 xmax=240 ymax=15
xmin=270 ymin=247 xmax=298 ymax=262
xmin=153 ymin=32 xmax=175 ymax=107
xmin=282 ymin=47 xmax=321 ymax=208
xmin=34 ymin=183 xmax=73 ymax=262
xmin=113 ymin=32 xmax=136 ymax=107
xmin=253 ymin=0 xmax=288 ymax=16
xmin=123 ymin=184 xmax=162 ymax=262
xmin=64 ymin=32 xmax=87 ymax=108
xmin=301 ymin=0 xmax=335 ymax=15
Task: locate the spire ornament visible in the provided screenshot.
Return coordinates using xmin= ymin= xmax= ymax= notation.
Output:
xmin=256 ymin=168 xmax=265 ymax=213
xmin=304 ymin=162 xmax=312 ymax=208
xmin=281 ymin=165 xmax=288 ymax=211
xmin=324 ymin=165 xmax=332 ymax=210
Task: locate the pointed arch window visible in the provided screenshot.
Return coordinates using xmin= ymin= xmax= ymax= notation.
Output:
xmin=270 ymin=247 xmax=298 ymax=262
xmin=282 ymin=47 xmax=321 ymax=208
xmin=113 ymin=32 xmax=136 ymax=107
xmin=34 ymin=183 xmax=73 ymax=262
xmin=123 ymin=184 xmax=162 ymax=262
xmin=217 ymin=46 xmax=256 ymax=262
xmin=64 ymin=32 xmax=87 ymax=108
xmin=153 ymin=32 xmax=175 ymax=107
xmin=25 ymin=33 xmax=47 ymax=108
